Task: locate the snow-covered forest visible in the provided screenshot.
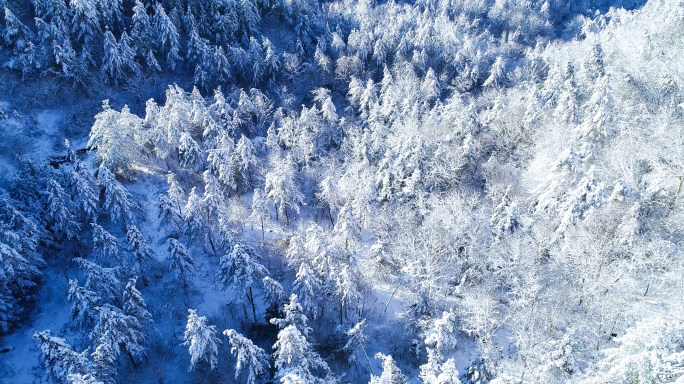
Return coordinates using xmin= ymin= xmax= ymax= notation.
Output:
xmin=2 ymin=0 xmax=684 ymax=382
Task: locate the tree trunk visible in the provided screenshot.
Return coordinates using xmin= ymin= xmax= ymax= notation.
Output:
xmin=248 ymin=287 xmax=258 ymax=324
xmin=361 ymin=345 xmax=374 ymax=375
xmin=261 ymin=218 xmax=265 ymax=242
xmin=382 ymin=284 xmax=402 ymax=317
xmin=207 ymin=231 xmax=218 ymax=257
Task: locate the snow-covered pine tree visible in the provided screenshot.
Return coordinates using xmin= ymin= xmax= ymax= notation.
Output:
xmin=96 ymin=166 xmax=137 ymax=226
xmin=167 ymin=238 xmax=196 ymax=289
xmin=292 ymin=263 xmax=321 ymax=320
xmin=90 ymin=305 xmax=146 ymax=371
xmin=122 ymin=277 xmax=152 ymax=325
xmin=370 ymin=353 xmax=407 ymax=384
xmin=153 ymin=3 xmax=181 ymax=69
xmin=490 ymin=186 xmax=521 ymax=241
xmin=264 ymin=152 xmax=303 ymax=225
xmin=250 ymin=189 xmax=270 ymax=242
xmin=102 ymin=30 xmax=141 ymax=84
xmin=332 ymin=205 xmax=362 ymax=253
xmin=342 ymin=319 xmax=373 ymax=372
xmin=131 ymin=0 xmax=154 ymax=55
xmin=125 ymin=225 xmax=153 ymax=285
xmin=73 ymin=258 xmax=122 ymax=306
xmin=273 ymin=325 xmax=330 ymax=383
xmin=419 ymin=359 xmax=461 ymax=384
xmin=419 ymin=311 xmax=461 ymax=384
xmin=183 ymin=309 xmax=220 ymax=371
xmin=217 ymin=243 xmax=268 ymax=323
xmin=91 ymin=223 xmax=121 ymax=265
xmin=68 ymin=279 xmax=100 ymax=331
xmin=206 ymin=135 xmax=238 ymax=194
xmin=70 ymin=160 xmax=99 ymax=222
xmin=46 ymin=179 xmax=80 ymax=239
xmin=334 ymin=265 xmax=362 ymax=325
xmin=178 ymin=132 xmax=204 ymax=171
xmin=234 ymin=134 xmax=260 ymax=190
xmin=70 ymin=0 xmax=99 ymax=46
xmin=88 ymin=101 xmax=145 ymax=176
xmin=34 ymin=330 xmax=98 ymax=383
xmin=262 ymin=276 xmax=285 ymax=312
xmin=270 ymin=294 xmax=312 ymax=337
xmin=2 ymin=6 xmax=34 ymax=51
xmin=223 ymin=329 xmax=270 ymax=384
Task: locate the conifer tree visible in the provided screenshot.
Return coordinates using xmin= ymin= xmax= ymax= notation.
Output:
xmin=292 ymin=263 xmax=320 ymax=320
xmin=34 ymin=330 xmax=98 ymax=383
xmin=251 ymin=188 xmax=270 ymax=242
xmin=273 ymin=325 xmax=329 ymax=384
xmin=125 ymin=225 xmax=153 ymax=284
xmin=46 ymin=179 xmax=80 ymax=239
xmin=97 ymin=166 xmax=137 ymax=226
xmin=68 ymin=279 xmax=100 ymax=331
xmin=122 ymin=277 xmax=152 ymax=325
xmin=167 ymin=238 xmax=196 ymax=289
xmin=370 ymin=353 xmax=407 ymax=384
xmin=183 ymin=309 xmax=220 ymax=371
xmin=217 ymin=243 xmax=268 ymax=323
xmin=90 ymin=305 xmax=146 ymax=370
xmin=91 ymin=223 xmax=121 ymax=265
xmin=223 ymin=329 xmax=270 ymax=384
xmin=70 ymin=161 xmax=99 ymax=222
xmin=74 ymin=258 xmax=122 ymax=306
xmin=154 ymin=3 xmax=181 ymax=69
xmin=270 ymin=294 xmax=312 ymax=337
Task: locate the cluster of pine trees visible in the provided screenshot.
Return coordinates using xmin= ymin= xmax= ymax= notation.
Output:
xmin=4 ymin=0 xmax=684 ymax=383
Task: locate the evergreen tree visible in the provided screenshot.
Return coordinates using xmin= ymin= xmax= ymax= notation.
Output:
xmin=88 ymin=101 xmax=145 ymax=176
xmin=74 ymin=258 xmax=122 ymax=306
xmin=273 ymin=325 xmax=329 ymax=384
xmin=178 ymin=132 xmax=204 ymax=171
xmin=97 ymin=166 xmax=137 ymax=226
xmin=167 ymin=238 xmax=196 ymax=289
xmin=265 ymin=152 xmax=303 ymax=225
xmin=90 ymin=305 xmax=146 ymax=370
xmin=223 ymin=329 xmax=270 ymax=384
xmin=342 ymin=319 xmax=372 ymax=372
xmin=91 ymin=223 xmax=121 ymax=265
xmin=70 ymin=0 xmax=99 ymax=45
xmin=68 ymin=279 xmax=101 ymax=331
xmin=270 ymin=294 xmax=312 ymax=337
xmin=122 ymin=277 xmax=152 ymax=325
xmin=251 ymin=188 xmax=270 ymax=242
xmin=70 ymin=160 xmax=99 ymax=221
xmin=34 ymin=330 xmax=98 ymax=383
xmin=370 ymin=353 xmax=407 ymax=384
xmin=262 ymin=276 xmax=285 ymax=309
xmin=217 ymin=243 xmax=268 ymax=323
xmin=153 ymin=3 xmax=181 ymax=69
xmin=183 ymin=309 xmax=220 ymax=371
xmin=2 ymin=7 xmax=34 ymax=51
xmin=292 ymin=263 xmax=320 ymax=320
xmin=102 ymin=30 xmax=141 ymax=84
xmin=234 ymin=134 xmax=260 ymax=189
xmin=125 ymin=225 xmax=153 ymax=284
xmin=46 ymin=179 xmax=80 ymax=239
